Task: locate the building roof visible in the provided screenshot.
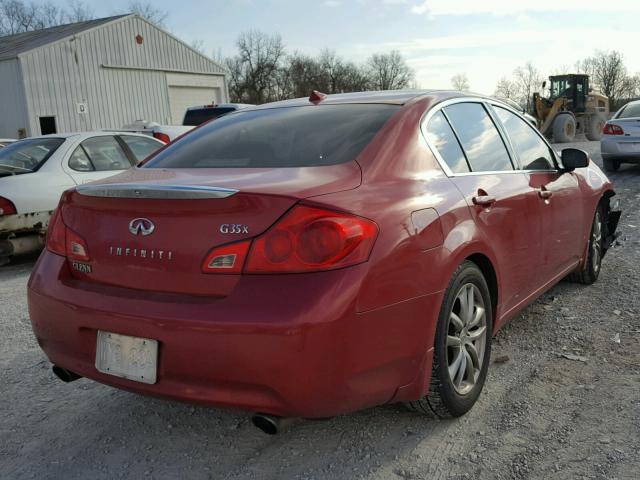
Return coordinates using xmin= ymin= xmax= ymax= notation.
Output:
xmin=0 ymin=15 xmax=129 ymax=61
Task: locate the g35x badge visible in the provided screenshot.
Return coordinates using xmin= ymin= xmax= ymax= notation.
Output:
xmin=220 ymin=224 xmax=249 ymax=234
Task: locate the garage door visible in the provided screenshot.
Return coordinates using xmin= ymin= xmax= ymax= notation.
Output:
xmin=168 ymin=86 xmax=221 ymax=124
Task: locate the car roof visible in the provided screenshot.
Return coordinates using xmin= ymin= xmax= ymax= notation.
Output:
xmin=22 ymin=131 xmax=163 ymax=141
xmin=247 ymin=90 xmax=476 ymax=110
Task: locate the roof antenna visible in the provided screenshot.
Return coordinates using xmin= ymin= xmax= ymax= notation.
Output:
xmin=309 ymin=90 xmax=328 ymax=104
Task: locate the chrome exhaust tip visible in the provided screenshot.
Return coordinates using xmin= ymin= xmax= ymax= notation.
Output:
xmin=251 ymin=413 xmax=282 ymax=435
xmin=52 ymin=365 xmax=82 ymax=383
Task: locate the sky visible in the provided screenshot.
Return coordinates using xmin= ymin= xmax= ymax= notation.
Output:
xmin=88 ymin=0 xmax=640 ymax=95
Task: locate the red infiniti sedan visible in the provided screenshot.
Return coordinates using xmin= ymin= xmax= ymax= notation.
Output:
xmin=28 ymin=91 xmax=620 ymax=431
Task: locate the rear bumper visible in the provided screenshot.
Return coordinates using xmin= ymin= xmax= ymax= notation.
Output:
xmin=28 ymin=252 xmax=440 ymax=417
xmin=601 ymin=137 xmax=640 ymax=160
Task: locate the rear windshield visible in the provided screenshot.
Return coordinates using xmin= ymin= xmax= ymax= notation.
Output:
xmin=0 ymin=137 xmax=64 ymax=175
xmin=146 ymin=104 xmax=399 ymax=169
xmin=617 ymin=103 xmax=640 ymax=119
xmin=182 ymin=107 xmax=236 ymax=126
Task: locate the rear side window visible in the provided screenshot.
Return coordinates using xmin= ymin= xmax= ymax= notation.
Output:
xmin=425 ymin=111 xmax=469 ymax=173
xmin=145 ymin=105 xmax=399 ymax=169
xmin=183 ymin=107 xmax=236 ymax=126
xmin=68 ymin=146 xmax=93 ymax=171
xmin=70 ymin=136 xmax=132 ymax=172
xmin=495 ymin=107 xmax=554 ymax=170
xmin=120 ymin=136 xmax=163 ymax=163
xmin=444 ymin=103 xmax=513 ymax=172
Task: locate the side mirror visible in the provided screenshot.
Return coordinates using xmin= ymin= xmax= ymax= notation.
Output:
xmin=560 ymin=148 xmax=589 ymax=172
xmin=542 ymin=80 xmax=547 ymax=89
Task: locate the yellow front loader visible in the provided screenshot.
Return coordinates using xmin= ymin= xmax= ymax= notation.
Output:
xmin=533 ymin=74 xmax=609 ymax=143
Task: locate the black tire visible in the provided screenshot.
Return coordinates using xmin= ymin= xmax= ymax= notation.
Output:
xmin=603 ymin=158 xmax=620 ymax=172
xmin=553 ymin=115 xmax=576 ymax=143
xmin=568 ymin=206 xmax=604 ymax=285
xmin=406 ymin=261 xmax=492 ymax=418
xmin=585 ymin=115 xmax=605 ymax=141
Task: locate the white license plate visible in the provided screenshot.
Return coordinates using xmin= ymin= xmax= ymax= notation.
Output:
xmin=95 ymin=331 xmax=158 ymax=384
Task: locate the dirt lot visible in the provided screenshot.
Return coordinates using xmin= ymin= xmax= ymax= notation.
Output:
xmin=1 ymin=139 xmax=639 ymax=480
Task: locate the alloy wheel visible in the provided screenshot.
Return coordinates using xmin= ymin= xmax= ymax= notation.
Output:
xmin=446 ymin=283 xmax=487 ymax=395
xmin=592 ymin=211 xmax=603 ymax=273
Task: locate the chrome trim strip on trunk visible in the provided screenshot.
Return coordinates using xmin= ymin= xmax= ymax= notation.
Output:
xmin=75 ymin=184 xmax=239 ymax=199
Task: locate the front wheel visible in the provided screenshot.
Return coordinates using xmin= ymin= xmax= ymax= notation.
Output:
xmin=553 ymin=115 xmax=576 ymax=143
xmin=406 ymin=261 xmax=492 ymax=418
xmin=568 ymin=206 xmax=604 ymax=285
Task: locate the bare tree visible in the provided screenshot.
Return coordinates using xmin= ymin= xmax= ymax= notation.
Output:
xmin=37 ymin=2 xmax=64 ymax=27
xmin=224 ymin=30 xmax=286 ymax=104
xmin=585 ymin=51 xmax=630 ymax=104
xmin=317 ymin=49 xmax=369 ymax=93
xmin=128 ymin=1 xmax=167 ymax=27
xmin=366 ymin=50 xmax=414 ymax=90
xmin=1 ymin=0 xmax=42 ymax=35
xmin=224 ymin=32 xmax=412 ymax=103
xmin=514 ymin=62 xmax=543 ymax=112
xmin=494 ymin=77 xmax=520 ymax=103
xmin=285 ymin=52 xmax=326 ymax=98
xmin=224 ymin=56 xmax=246 ymax=103
xmin=318 ymin=49 xmax=341 ymax=93
xmin=190 ymin=39 xmax=205 ymax=54
xmin=66 ymin=0 xmax=92 ymax=22
xmin=451 ymin=73 xmax=469 ymax=91
xmin=0 ymin=0 xmax=94 ymax=35
xmin=334 ymin=61 xmax=369 ymax=93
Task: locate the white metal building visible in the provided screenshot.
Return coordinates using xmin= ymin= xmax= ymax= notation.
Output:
xmin=0 ymin=14 xmax=228 ymax=138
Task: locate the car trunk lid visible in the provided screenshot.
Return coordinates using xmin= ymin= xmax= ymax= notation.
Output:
xmin=61 ymin=163 xmax=361 ymax=296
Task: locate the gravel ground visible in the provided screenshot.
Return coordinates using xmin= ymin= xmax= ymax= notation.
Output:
xmin=1 ymin=139 xmax=639 ymax=480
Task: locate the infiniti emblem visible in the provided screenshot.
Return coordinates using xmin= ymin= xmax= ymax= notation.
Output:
xmin=129 ymin=218 xmax=155 ymax=236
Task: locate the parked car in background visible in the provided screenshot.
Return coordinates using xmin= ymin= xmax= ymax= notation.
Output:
xmin=122 ymin=103 xmax=254 ymax=144
xmin=119 ymin=120 xmax=193 ymax=144
xmin=601 ymin=99 xmax=640 ymax=171
xmin=0 ymin=132 xmax=163 ymax=265
xmin=0 ymin=139 xmax=16 ymax=148
xmin=28 ymin=91 xmax=619 ymax=433
xmin=182 ymin=103 xmax=254 ymax=126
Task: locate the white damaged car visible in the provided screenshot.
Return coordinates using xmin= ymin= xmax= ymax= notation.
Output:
xmin=0 ymin=132 xmax=164 ymax=265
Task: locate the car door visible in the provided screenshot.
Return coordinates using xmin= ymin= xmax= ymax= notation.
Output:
xmin=65 ymin=135 xmax=135 ymax=185
xmin=492 ymin=105 xmax=585 ymax=282
xmin=423 ymin=101 xmax=544 ymax=317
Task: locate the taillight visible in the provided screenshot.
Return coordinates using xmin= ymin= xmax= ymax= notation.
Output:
xmin=0 ymin=196 xmax=16 ymax=216
xmin=245 ymin=206 xmax=378 ymax=273
xmin=201 ymin=206 xmax=378 ymax=274
xmin=46 ymin=208 xmax=66 ymax=256
xmin=153 ymin=132 xmax=171 ymax=144
xmin=46 ymin=207 xmax=90 ymax=261
xmin=66 ymin=228 xmax=90 ymax=261
xmin=202 ymin=240 xmax=251 ymax=274
xmin=603 ymin=123 xmax=624 ymax=135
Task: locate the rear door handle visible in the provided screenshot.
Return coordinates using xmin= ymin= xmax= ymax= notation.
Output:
xmin=538 ymin=188 xmax=553 ymax=199
xmin=472 ymin=195 xmax=496 ymax=207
